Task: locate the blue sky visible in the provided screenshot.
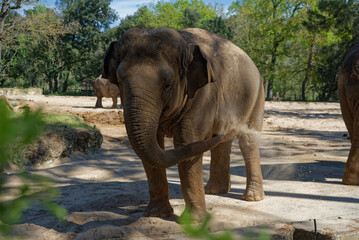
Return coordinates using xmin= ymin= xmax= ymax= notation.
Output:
xmin=34 ymin=0 xmax=234 ymax=26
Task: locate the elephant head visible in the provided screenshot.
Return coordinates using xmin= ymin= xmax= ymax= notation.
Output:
xmin=102 ymin=27 xmax=222 ymax=168
xmin=341 ymin=44 xmax=359 ymax=78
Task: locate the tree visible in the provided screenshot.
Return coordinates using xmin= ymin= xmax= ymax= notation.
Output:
xmin=130 ymin=0 xmax=219 ymax=30
xmin=181 ymin=7 xmax=201 ymax=28
xmin=56 ymin=0 xmax=118 ymax=93
xmin=1 ymin=4 xmax=77 ymax=90
xmin=312 ymin=0 xmax=359 ymax=101
xmin=0 ymin=0 xmax=38 ymax=84
xmin=202 ymin=16 xmax=232 ymax=40
xmin=229 ymin=0 xmax=310 ymax=100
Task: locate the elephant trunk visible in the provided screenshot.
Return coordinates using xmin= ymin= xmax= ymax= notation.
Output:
xmin=124 ymin=97 xmax=222 ymax=168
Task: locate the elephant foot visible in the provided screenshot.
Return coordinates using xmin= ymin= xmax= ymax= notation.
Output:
xmin=342 ymin=169 xmax=359 ymax=185
xmin=242 ymin=182 xmax=264 ymax=201
xmin=181 ymin=206 xmax=207 ymax=223
xmin=205 ymin=180 xmax=230 ymax=194
xmin=144 ymin=201 xmax=173 ymax=218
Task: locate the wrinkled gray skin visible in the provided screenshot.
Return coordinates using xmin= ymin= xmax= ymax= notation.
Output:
xmin=94 ymin=75 xmax=120 ymax=108
xmin=338 ymin=43 xmax=359 ymax=185
xmin=103 ymin=27 xmax=265 ymax=220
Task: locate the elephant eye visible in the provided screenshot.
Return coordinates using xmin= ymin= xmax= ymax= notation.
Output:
xmin=163 ymin=83 xmax=171 ymax=92
xmin=161 ymin=69 xmax=173 ymax=92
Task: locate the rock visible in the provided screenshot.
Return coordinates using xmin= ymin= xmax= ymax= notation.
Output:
xmin=74 ymin=128 xmax=103 ymax=154
xmin=13 ymin=100 xmax=43 ymax=113
xmin=26 ymin=125 xmax=103 ymax=167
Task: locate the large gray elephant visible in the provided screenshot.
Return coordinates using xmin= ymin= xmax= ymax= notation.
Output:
xmin=102 ymin=27 xmax=265 ymax=220
xmin=338 ymin=43 xmax=359 ymax=185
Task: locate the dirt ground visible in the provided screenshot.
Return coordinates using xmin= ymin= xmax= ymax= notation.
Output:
xmin=6 ymin=95 xmax=359 ymax=239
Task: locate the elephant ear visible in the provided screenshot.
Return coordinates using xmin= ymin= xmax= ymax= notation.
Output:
xmin=102 ymin=41 xmax=120 ymax=85
xmin=354 ymin=58 xmax=359 ymax=78
xmin=185 ymin=45 xmax=215 ymax=98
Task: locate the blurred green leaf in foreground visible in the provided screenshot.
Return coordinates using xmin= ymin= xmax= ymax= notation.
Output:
xmin=0 ymin=99 xmax=67 ymax=237
xmin=178 ymin=207 xmax=270 ymax=240
xmin=178 ymin=207 xmax=233 ymax=240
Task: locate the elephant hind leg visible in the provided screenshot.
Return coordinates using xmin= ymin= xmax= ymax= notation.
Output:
xmin=205 ymin=139 xmax=233 ymax=194
xmin=238 ymin=129 xmax=264 ymax=201
xmin=111 ymin=96 xmax=118 ymax=109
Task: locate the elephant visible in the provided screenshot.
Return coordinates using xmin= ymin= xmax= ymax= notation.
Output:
xmin=94 ymin=75 xmax=121 ymax=108
xmin=102 ymin=27 xmax=265 ymax=220
xmin=338 ymin=43 xmax=359 ymax=185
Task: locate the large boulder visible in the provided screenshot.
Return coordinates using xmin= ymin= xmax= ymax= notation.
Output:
xmin=26 ymin=125 xmax=103 ymax=167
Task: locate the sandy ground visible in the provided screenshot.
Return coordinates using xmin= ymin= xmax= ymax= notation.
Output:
xmin=6 ymin=95 xmax=359 ymax=239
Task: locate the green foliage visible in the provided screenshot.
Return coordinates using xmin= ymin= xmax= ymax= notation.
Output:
xmin=178 ymin=207 xmax=270 ymax=240
xmin=2 ymin=0 xmax=359 ymax=100
xmin=229 ymin=0 xmax=308 ymax=100
xmin=0 ymin=100 xmax=67 ymax=237
xmin=2 ymin=0 xmax=118 ymax=94
xmin=178 ymin=207 xmax=234 ymax=240
xmin=0 ymin=103 xmax=43 ymax=167
xmin=56 ymin=0 xmax=118 ymax=93
xmin=1 ymin=4 xmax=79 ymax=91
xmin=182 ymin=7 xmax=201 ymax=28
xmin=124 ymin=0 xmax=220 ymax=30
xmin=202 ymin=17 xmax=232 ymax=40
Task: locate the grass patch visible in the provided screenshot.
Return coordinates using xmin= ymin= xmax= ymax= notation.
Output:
xmin=42 ymin=113 xmax=92 ymax=130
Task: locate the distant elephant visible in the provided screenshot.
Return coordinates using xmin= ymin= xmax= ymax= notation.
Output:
xmin=94 ymin=75 xmax=120 ymax=108
xmin=102 ymin=27 xmax=265 ymax=220
xmin=338 ymin=43 xmax=359 ymax=185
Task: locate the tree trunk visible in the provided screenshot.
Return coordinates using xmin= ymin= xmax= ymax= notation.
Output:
xmin=49 ymin=78 xmax=53 ymax=94
xmin=267 ymin=40 xmax=279 ymax=100
xmin=54 ymin=76 xmax=58 ymax=93
xmin=266 ymin=1 xmax=280 ymax=100
xmin=62 ymin=78 xmax=68 ymax=93
xmin=62 ymin=73 xmax=70 ymax=93
xmin=263 ymin=79 xmax=268 ymax=99
xmin=0 ymin=7 xmax=7 ymax=78
xmin=302 ymin=35 xmax=315 ymax=101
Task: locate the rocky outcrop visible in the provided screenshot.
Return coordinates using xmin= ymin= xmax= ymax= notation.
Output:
xmin=26 ymin=125 xmax=103 ymax=167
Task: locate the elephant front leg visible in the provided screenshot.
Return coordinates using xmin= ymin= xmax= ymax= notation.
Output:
xmin=142 ymin=161 xmax=173 ymax=217
xmin=205 ymin=139 xmax=233 ymax=194
xmin=340 ymin=95 xmax=359 ymax=184
xmin=238 ymin=133 xmax=264 ymax=201
xmin=95 ymin=96 xmax=103 ymax=108
xmin=178 ymin=154 xmax=206 ymax=221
